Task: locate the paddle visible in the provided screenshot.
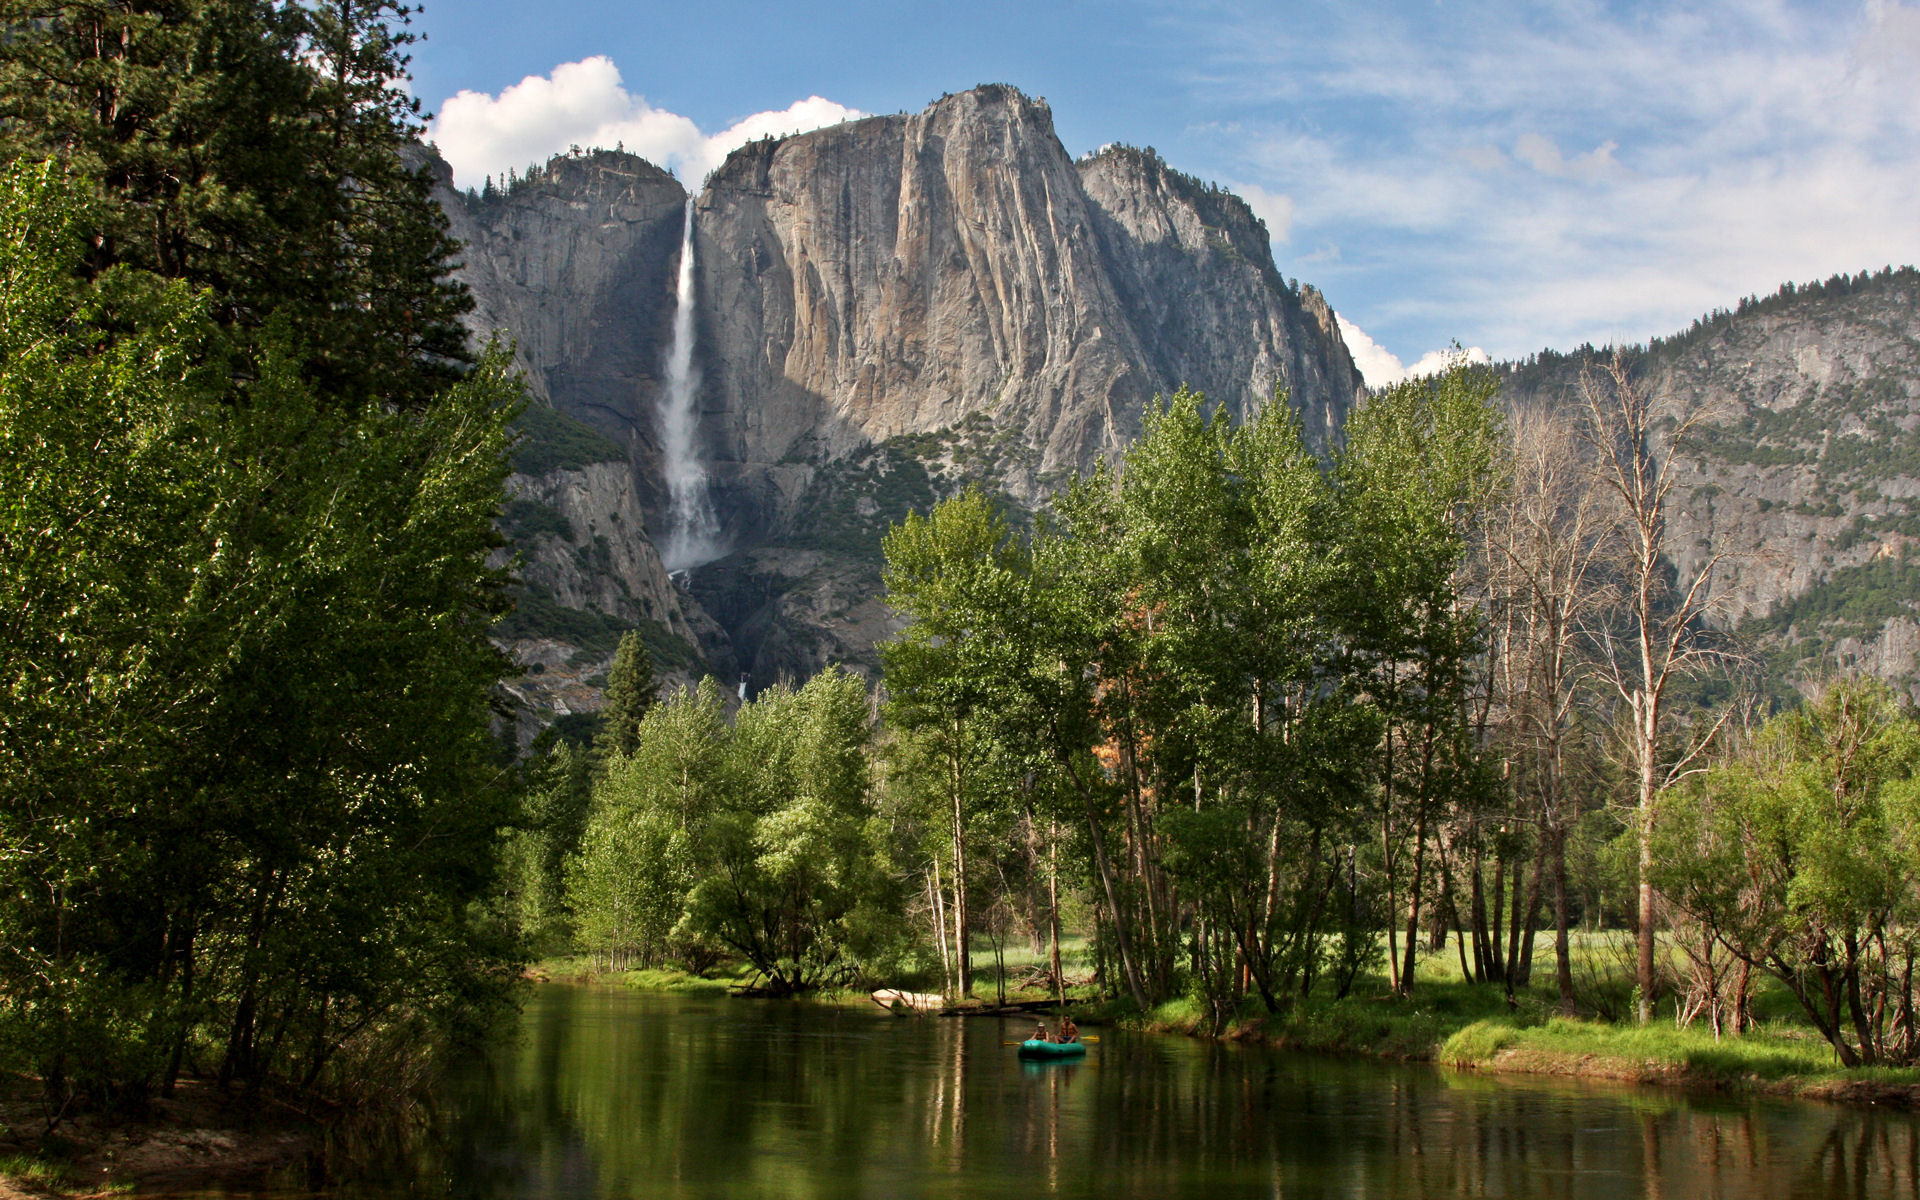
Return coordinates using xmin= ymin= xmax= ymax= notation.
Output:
xmin=1003 ymin=1036 xmax=1099 ymax=1045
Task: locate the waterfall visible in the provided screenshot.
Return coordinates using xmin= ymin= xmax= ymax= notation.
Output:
xmin=658 ymin=198 xmax=721 ymax=572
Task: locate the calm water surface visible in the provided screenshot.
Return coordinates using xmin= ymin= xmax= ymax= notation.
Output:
xmin=396 ymin=985 xmax=1920 ymax=1200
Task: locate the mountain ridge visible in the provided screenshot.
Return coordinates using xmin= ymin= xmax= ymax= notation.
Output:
xmin=431 ymin=84 xmax=1365 ymax=732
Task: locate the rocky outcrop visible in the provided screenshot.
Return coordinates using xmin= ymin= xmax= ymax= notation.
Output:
xmin=694 ymin=87 xmax=1359 ymax=536
xmin=493 ymin=459 xmax=720 ymax=739
xmin=685 ymin=549 xmax=905 ymax=691
xmin=439 ymin=149 xmax=689 ymax=513
xmin=1076 ymin=145 xmax=1358 ymax=454
xmin=1500 ymin=268 xmax=1920 ymax=694
xmin=506 ymin=462 xmax=702 ymax=643
xmin=431 ymin=86 xmax=1367 ymax=721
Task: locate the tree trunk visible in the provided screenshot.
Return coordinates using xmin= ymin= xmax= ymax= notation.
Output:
xmin=1049 ymin=820 xmax=1064 ymax=1007
xmin=950 ymin=724 xmax=972 ymax=996
xmin=1553 ymin=827 xmax=1575 ymax=1016
xmin=1513 ymin=828 xmax=1548 ymax=989
xmin=1637 ymin=700 xmax=1658 ymax=1023
xmin=1399 ymin=809 xmax=1428 ymax=995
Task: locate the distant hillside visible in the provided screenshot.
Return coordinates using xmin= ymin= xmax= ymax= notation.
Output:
xmin=1498 ymin=266 xmax=1920 ymax=697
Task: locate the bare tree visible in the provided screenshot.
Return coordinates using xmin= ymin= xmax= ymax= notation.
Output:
xmin=1579 ymin=350 xmax=1733 ymax=1024
xmin=1486 ymin=399 xmax=1625 ymax=1013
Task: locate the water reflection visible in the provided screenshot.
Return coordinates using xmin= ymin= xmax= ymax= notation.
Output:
xmin=407 ymin=987 xmax=1920 ymax=1200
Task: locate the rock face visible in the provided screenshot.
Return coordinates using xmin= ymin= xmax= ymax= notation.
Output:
xmin=693 ymin=86 xmax=1358 ymax=537
xmin=435 ymin=85 xmax=1365 ymax=715
xmin=1499 ymin=269 xmax=1920 ymax=695
xmin=433 ymin=90 xmax=1920 ymax=718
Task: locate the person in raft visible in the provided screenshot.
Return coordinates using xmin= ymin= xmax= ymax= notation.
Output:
xmin=1032 ymin=1021 xmax=1050 ymax=1043
xmin=1059 ymin=1017 xmax=1079 ymax=1043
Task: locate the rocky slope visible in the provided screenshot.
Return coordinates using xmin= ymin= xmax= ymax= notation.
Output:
xmin=432 ymin=85 xmax=1365 ymax=723
xmin=1499 ymin=267 xmax=1920 ymax=696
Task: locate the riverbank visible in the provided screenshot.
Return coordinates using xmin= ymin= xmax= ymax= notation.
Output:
xmin=543 ymin=951 xmax=1920 ymax=1110
xmin=0 ymin=1079 xmax=321 ymax=1199
xmin=1104 ymin=984 xmax=1920 ymax=1109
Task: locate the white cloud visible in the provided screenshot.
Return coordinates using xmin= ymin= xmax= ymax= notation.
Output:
xmin=1512 ymin=134 xmax=1622 ymax=181
xmin=1234 ymin=182 xmax=1295 ymax=244
xmin=1335 ymin=315 xmax=1408 ymax=389
xmin=1337 ymin=315 xmax=1488 ymax=389
xmin=429 ymin=57 xmax=863 ymax=190
xmin=1183 ymin=1 xmax=1920 ymax=360
xmin=1404 ymin=344 xmax=1491 ymax=380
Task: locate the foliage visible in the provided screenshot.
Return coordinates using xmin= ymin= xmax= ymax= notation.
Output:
xmin=0 ymin=0 xmax=474 ymax=411
xmin=1651 ymin=679 xmax=1920 ymax=1065
xmin=683 ymin=669 xmax=905 ymax=993
xmin=510 ymin=404 xmax=627 ymax=478
xmin=502 ymin=739 xmax=594 ymax=953
xmin=876 ymin=370 xmax=1502 ymax=1025
xmin=0 ymin=161 xmax=523 ymax=1111
xmin=567 ymin=670 xmax=905 ymax=992
xmin=597 ymin=631 xmax=656 ymax=760
xmin=569 ymin=680 xmax=725 ymax=971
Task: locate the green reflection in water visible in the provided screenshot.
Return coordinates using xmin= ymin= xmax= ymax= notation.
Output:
xmin=412 ymin=986 xmax=1920 ymax=1200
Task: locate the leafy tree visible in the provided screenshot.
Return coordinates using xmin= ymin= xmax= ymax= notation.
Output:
xmin=1654 ymin=679 xmax=1920 ymax=1064
xmin=0 ymin=159 xmax=523 ymax=1110
xmin=1335 ymin=359 xmax=1505 ymax=995
xmin=569 ymin=678 xmax=725 ymax=969
xmin=681 ymin=670 xmax=902 ymax=994
xmin=505 ymin=738 xmax=595 ymax=952
xmin=881 ymin=490 xmax=1031 ymax=995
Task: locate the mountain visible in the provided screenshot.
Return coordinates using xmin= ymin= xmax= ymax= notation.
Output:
xmin=1498 ymin=267 xmax=1920 ymax=698
xmin=429 ymin=85 xmax=1365 ymax=734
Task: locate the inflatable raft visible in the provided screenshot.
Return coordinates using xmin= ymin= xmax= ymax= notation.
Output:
xmin=1016 ymin=1038 xmax=1087 ymax=1060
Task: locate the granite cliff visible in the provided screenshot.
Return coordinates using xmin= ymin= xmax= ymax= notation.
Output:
xmin=432 ymin=85 xmax=1364 ymax=726
xmin=1499 ymin=267 xmax=1920 ymax=697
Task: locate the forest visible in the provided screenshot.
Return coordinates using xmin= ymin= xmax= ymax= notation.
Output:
xmin=0 ymin=0 xmax=525 ymax=1116
xmin=544 ymin=358 xmax=1920 ymax=1072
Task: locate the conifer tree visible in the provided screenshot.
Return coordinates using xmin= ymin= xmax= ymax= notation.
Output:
xmin=0 ymin=0 xmax=472 ymax=410
xmin=598 ymin=631 xmax=657 ymax=761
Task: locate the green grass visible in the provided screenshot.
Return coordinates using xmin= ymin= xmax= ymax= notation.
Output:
xmin=1439 ymin=1019 xmax=1523 ymax=1065
xmin=1081 ymin=932 xmax=1920 ymax=1100
xmin=619 ymin=967 xmax=736 ymax=994
xmin=0 ymin=1153 xmax=81 ymax=1188
xmin=1435 ymin=1014 xmax=1916 ymax=1088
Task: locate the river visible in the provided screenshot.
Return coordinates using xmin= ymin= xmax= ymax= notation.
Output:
xmin=390 ymin=985 xmax=1920 ymax=1199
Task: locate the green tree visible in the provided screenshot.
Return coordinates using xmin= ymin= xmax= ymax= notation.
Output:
xmin=1654 ymin=679 xmax=1920 ymax=1064
xmin=597 ymin=630 xmax=657 ymax=762
xmin=681 ymin=669 xmax=902 ymax=994
xmin=505 ymin=737 xmax=595 ymax=952
xmin=881 ymin=490 xmax=1030 ymax=996
xmin=569 ymin=678 xmax=725 ymax=970
xmin=1335 ymin=358 xmax=1505 ymax=996
xmin=0 ymin=160 xmax=523 ymax=1109
xmin=0 ymin=0 xmax=472 ymax=410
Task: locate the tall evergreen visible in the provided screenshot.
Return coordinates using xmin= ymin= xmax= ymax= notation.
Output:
xmin=0 ymin=0 xmax=525 ymax=1113
xmin=598 ymin=630 xmax=657 ymax=761
xmin=0 ymin=0 xmax=473 ymax=409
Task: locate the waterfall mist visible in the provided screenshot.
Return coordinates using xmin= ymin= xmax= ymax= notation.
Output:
xmin=658 ymin=198 xmax=722 ymax=572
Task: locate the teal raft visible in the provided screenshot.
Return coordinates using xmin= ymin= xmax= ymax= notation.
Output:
xmin=1017 ymin=1039 xmax=1087 ymax=1060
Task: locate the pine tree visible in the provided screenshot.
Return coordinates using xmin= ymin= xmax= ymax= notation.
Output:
xmin=598 ymin=631 xmax=657 ymax=761
xmin=0 ymin=0 xmax=473 ymax=410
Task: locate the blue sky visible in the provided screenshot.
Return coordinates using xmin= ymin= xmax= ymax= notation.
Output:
xmin=408 ymin=0 xmax=1920 ymax=384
